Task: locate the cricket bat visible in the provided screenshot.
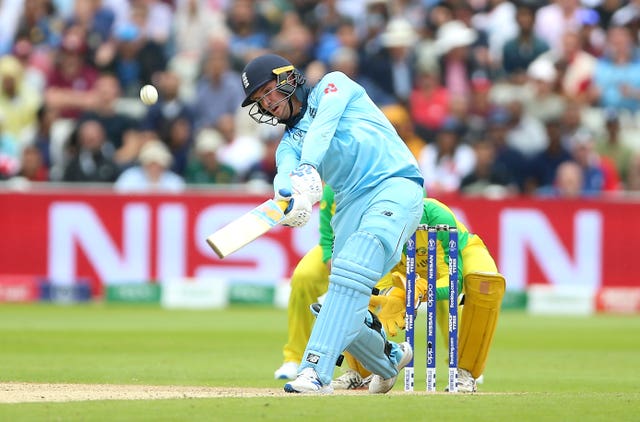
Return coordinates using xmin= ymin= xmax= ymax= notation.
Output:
xmin=206 ymin=199 xmax=290 ymax=258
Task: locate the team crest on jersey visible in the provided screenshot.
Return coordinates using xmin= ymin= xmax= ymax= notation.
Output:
xmin=323 ymin=83 xmax=337 ymax=94
xmin=290 ymin=129 xmax=305 ymax=145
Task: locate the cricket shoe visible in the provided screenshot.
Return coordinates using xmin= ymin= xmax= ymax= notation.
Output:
xmin=368 ymin=342 xmax=413 ymax=394
xmin=284 ymin=367 xmax=334 ymax=394
xmin=274 ymin=362 xmax=298 ymax=380
xmin=330 ymin=370 xmax=372 ymax=390
xmin=445 ymin=368 xmax=477 ymax=393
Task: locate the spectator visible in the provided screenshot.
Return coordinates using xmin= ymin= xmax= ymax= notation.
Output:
xmin=504 ymin=98 xmax=548 ymax=158
xmin=244 ymin=125 xmax=283 ymax=185
xmin=555 ymin=30 xmax=597 ymax=104
xmin=114 ymin=139 xmax=185 ymax=192
xmin=78 ymin=73 xmax=141 ymax=166
xmin=328 ymin=47 xmax=394 ymax=108
xmin=45 ymin=31 xmax=99 ymax=119
xmin=0 ymin=54 xmax=42 ymax=145
xmin=626 ymin=152 xmax=640 ymax=191
xmin=502 ymin=3 xmax=549 ymax=82
xmin=95 ymin=21 xmax=167 ymax=97
xmin=568 ymin=128 xmax=621 ymax=193
xmin=589 ymin=25 xmax=640 ymax=112
xmin=534 ymin=0 xmax=584 ymax=55
xmin=524 ymin=58 xmax=566 ymax=123
xmin=31 ymin=104 xmax=57 ymax=168
xmin=225 ymin=0 xmax=270 ymax=66
xmin=214 ymin=113 xmax=263 ymax=178
xmin=361 ymin=18 xmax=418 ymax=105
xmin=460 ymin=134 xmax=518 ymax=197
xmin=470 ymin=0 xmax=517 ymax=68
xmin=62 ymin=119 xmax=119 ymax=182
xmin=185 ymin=128 xmax=236 ymax=185
xmin=434 ymin=20 xmax=480 ymax=105
xmin=597 ymin=109 xmax=634 ymax=185
xmin=139 ymin=70 xmax=195 ymax=174
xmin=381 ymin=103 xmax=427 ymax=160
xmin=0 ymin=115 xmax=20 ymax=179
xmin=537 ymin=160 xmax=586 ymax=198
xmin=192 ymin=46 xmax=245 ymax=132
xmin=525 ymin=117 xmax=573 ymax=194
xmin=0 ymin=0 xmax=23 ymax=56
xmin=409 ymin=62 xmax=450 ymax=141
xmin=486 ymin=107 xmax=529 ymax=192
xmin=16 ymin=144 xmax=48 ymax=182
xmin=418 ymin=118 xmax=476 ymax=194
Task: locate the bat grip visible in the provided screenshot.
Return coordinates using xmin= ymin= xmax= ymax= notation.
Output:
xmin=276 ymin=199 xmax=292 ymax=214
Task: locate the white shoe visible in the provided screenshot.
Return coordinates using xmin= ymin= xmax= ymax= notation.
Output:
xmin=274 ymin=362 xmax=298 ymax=380
xmin=368 ymin=342 xmax=413 ymax=394
xmin=457 ymin=368 xmax=478 ymax=392
xmin=330 ymin=370 xmax=372 ymax=390
xmin=445 ymin=368 xmax=478 ymax=393
xmin=284 ymin=367 xmax=334 ymax=394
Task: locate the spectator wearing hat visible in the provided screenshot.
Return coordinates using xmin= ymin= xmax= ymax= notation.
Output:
xmin=501 ymin=3 xmax=550 ymax=82
xmin=434 ymin=20 xmax=481 ymax=104
xmin=114 ymin=139 xmax=185 ymax=192
xmin=0 ymin=55 xmax=42 ymax=145
xmin=361 ymin=17 xmax=418 ymax=104
xmin=524 ymin=58 xmax=566 ymax=123
xmin=185 ymin=129 xmax=236 ymax=185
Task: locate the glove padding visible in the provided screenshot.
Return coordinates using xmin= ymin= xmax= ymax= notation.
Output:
xmin=290 ymin=164 xmax=322 ymax=205
xmin=275 ymin=188 xmax=312 ymax=227
xmin=369 ymin=272 xmax=428 ymax=337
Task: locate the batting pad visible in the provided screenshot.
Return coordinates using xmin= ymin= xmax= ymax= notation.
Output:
xmin=345 ymin=311 xmax=402 ymax=379
xmin=458 ymin=272 xmax=506 ymax=378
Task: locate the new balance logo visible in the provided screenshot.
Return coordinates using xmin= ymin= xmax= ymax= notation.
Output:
xmin=306 ymin=353 xmax=320 ymax=364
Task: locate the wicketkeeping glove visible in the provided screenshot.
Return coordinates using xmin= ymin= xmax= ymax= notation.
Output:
xmin=369 ymin=272 xmax=429 ymax=337
xmin=275 ymin=188 xmax=312 ymax=227
xmin=290 ymin=164 xmax=322 ymax=205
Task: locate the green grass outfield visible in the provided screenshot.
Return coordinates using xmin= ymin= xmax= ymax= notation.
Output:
xmin=0 ymin=304 xmax=638 ymax=421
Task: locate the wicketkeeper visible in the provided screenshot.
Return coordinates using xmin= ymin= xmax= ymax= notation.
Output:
xmin=275 ymin=185 xmax=505 ymax=393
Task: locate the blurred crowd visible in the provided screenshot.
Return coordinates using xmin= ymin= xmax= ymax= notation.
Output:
xmin=2 ymin=0 xmax=640 ymax=198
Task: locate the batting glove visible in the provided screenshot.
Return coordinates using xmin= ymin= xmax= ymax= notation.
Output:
xmin=290 ymin=164 xmax=322 ymax=205
xmin=275 ymin=188 xmax=312 ymax=227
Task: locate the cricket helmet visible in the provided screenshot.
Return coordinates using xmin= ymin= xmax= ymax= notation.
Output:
xmin=241 ymin=54 xmax=305 ymax=106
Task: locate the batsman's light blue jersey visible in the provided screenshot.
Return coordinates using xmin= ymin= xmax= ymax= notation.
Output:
xmin=273 ymin=71 xmax=424 ymax=204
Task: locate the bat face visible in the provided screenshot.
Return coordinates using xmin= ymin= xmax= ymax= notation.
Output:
xmin=206 ymin=199 xmax=289 ymax=258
